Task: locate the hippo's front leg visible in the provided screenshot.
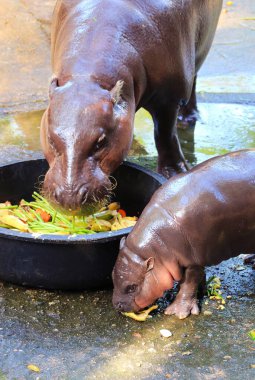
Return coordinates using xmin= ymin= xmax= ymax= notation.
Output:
xmin=150 ymin=103 xmax=190 ymax=178
xmin=165 ymin=265 xmax=205 ymax=319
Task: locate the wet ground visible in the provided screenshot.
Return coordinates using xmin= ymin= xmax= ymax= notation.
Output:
xmin=0 ymin=0 xmax=255 ymax=379
xmin=0 ymin=259 xmax=254 ymax=380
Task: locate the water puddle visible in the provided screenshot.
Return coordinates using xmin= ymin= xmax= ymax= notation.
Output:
xmin=0 ymin=110 xmax=43 ymax=164
xmin=0 ymin=111 xmax=43 ymax=151
xmin=132 ymin=103 xmax=255 ymax=165
xmin=0 ymin=104 xmax=255 ymax=167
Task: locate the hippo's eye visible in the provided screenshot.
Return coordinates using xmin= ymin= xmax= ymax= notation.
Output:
xmin=126 ymin=284 xmax=137 ymax=294
xmin=95 ymin=133 xmax=107 ymax=151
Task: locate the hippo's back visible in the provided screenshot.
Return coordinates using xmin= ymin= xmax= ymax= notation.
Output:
xmin=156 ymin=149 xmax=255 ymax=266
xmin=51 ymin=0 xmax=222 ymax=96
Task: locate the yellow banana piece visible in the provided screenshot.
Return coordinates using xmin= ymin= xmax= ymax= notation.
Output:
xmin=122 ymin=305 xmax=158 ymax=322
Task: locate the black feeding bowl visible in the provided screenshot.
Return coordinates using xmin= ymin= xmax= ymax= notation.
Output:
xmin=0 ymin=159 xmax=165 ymax=290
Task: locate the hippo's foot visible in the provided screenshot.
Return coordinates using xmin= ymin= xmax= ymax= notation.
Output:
xmin=164 ymin=265 xmax=205 ymax=319
xmin=177 ymin=109 xmax=199 ymax=129
xmin=158 ymin=160 xmax=190 ymax=179
xmin=164 ymin=296 xmax=200 ymax=319
xmin=157 ymin=132 xmax=190 ymax=179
xmin=177 ymin=75 xmax=198 ymax=129
xmin=243 ymin=254 xmax=255 ymax=269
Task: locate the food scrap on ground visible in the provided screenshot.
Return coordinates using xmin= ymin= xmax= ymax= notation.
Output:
xmin=0 ymin=192 xmax=137 ymax=235
xmin=122 ymin=305 xmax=158 ymax=322
xmin=203 ymin=310 xmax=213 ymax=316
xmin=206 ymin=276 xmax=226 ymax=305
xmin=160 ymin=329 xmax=173 ymax=338
xmin=248 ymin=329 xmax=255 ymax=341
xmin=27 ymin=364 xmax=40 ymax=373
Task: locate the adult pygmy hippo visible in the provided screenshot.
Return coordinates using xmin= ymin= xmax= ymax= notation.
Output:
xmin=41 ymin=0 xmax=222 ymax=210
xmin=112 ymin=149 xmax=255 ymax=319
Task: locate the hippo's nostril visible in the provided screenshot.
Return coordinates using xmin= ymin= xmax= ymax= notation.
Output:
xmin=53 ymin=187 xmax=62 ymax=204
xmin=115 ymin=302 xmax=126 ymax=312
xmin=53 ymin=185 xmax=90 ymax=210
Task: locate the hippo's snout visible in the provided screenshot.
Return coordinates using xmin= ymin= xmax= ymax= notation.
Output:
xmin=52 ymin=184 xmax=89 ymax=210
xmin=113 ymin=295 xmax=140 ymax=313
xmin=43 ymin=163 xmax=112 ymax=212
xmin=114 ymin=301 xmax=129 ymax=312
xmin=44 ymin=181 xmax=109 ymax=212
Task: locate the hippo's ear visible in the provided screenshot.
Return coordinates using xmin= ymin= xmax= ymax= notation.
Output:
xmin=49 ymin=76 xmax=59 ymax=98
xmin=119 ymin=237 xmax=126 ymax=250
xmin=145 ymin=257 xmax=154 ymax=272
xmin=110 ymin=80 xmax=124 ymax=105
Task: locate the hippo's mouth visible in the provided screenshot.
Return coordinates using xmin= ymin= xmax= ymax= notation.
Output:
xmin=128 ymin=298 xmax=143 ymax=313
xmin=134 ymin=297 xmax=152 ymax=312
xmin=47 ymin=197 xmax=109 ymax=217
xmin=113 ymin=296 xmax=141 ymax=313
xmin=114 ymin=294 xmax=150 ymax=313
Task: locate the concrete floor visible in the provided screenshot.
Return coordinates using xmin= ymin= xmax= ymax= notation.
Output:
xmin=0 ymin=1 xmax=254 ymax=379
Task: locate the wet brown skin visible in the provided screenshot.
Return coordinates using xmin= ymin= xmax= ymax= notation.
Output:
xmin=112 ymin=149 xmax=255 ymax=319
xmin=40 ymin=0 xmax=222 ymax=210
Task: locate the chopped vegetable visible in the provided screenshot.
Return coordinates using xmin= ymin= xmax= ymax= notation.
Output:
xmin=203 ymin=310 xmax=213 ymax=316
xmin=108 ymin=202 xmax=120 ymax=211
xmin=35 ymin=208 xmax=51 ymax=222
xmin=118 ymin=209 xmax=127 ymax=218
xmin=206 ymin=276 xmax=228 ymax=309
xmin=111 ymin=215 xmax=137 ymax=231
xmin=0 ymin=214 xmax=28 ymax=232
xmin=206 ymin=276 xmax=225 ymax=302
xmin=27 ymin=364 xmax=40 ymax=372
xmin=0 ymin=192 xmax=137 ymax=235
xmin=122 ymin=305 xmax=158 ymax=322
xmin=248 ymin=329 xmax=255 ymax=341
xmin=89 ymin=219 xmax=112 ymax=232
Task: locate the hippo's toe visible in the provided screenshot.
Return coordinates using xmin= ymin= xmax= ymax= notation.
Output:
xmin=164 ymin=297 xmax=200 ymax=319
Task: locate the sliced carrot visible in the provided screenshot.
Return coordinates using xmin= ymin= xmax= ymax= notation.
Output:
xmin=35 ymin=208 xmax=51 ymax=222
xmin=118 ymin=209 xmax=126 ymax=218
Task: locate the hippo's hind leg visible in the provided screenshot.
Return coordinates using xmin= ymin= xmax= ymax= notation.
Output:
xmin=165 ymin=265 xmax=205 ymax=319
xmin=177 ymin=75 xmax=198 ymax=128
xmin=149 ymin=103 xmax=189 ymax=178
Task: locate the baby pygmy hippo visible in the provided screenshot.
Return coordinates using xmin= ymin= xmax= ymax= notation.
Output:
xmin=112 ymin=149 xmax=255 ymax=319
